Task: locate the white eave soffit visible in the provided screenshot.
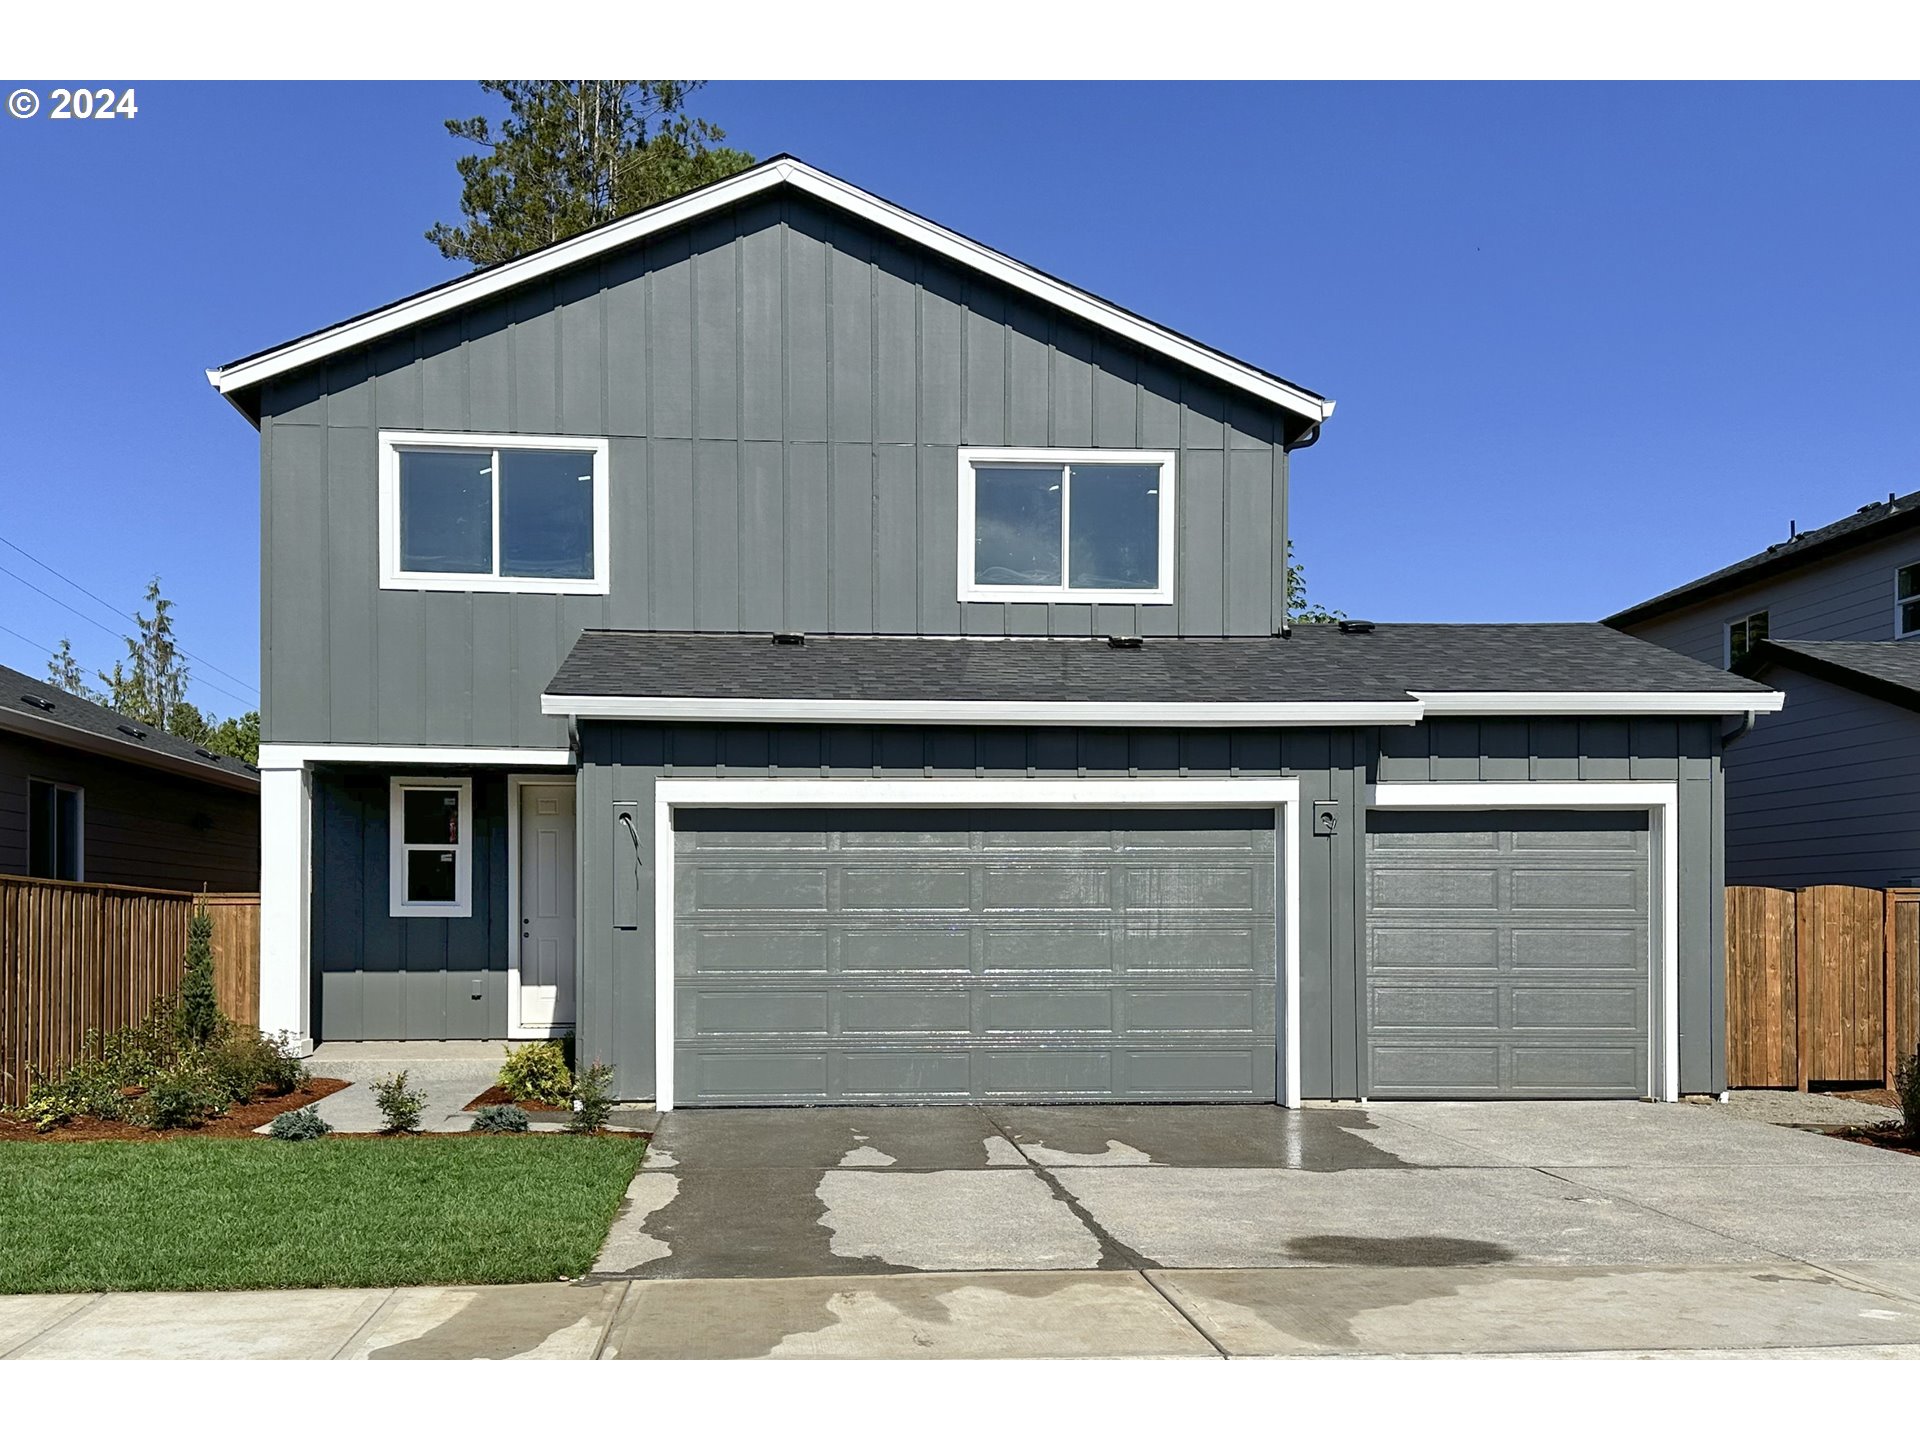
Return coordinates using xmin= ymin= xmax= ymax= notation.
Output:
xmin=204 ymin=159 xmax=1333 ymax=426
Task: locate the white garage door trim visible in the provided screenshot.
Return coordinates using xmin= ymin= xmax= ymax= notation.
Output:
xmin=653 ymin=777 xmax=1304 ymax=1112
xmin=1366 ymin=781 xmax=1681 ymax=1102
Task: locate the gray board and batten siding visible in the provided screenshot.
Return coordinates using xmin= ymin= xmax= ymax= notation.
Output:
xmin=569 ymin=714 xmax=1724 ymax=1105
xmin=257 ymin=192 xmax=1301 ymax=751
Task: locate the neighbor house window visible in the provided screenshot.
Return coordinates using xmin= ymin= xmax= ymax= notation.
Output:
xmin=957 ymin=449 xmax=1176 ymax=604
xmin=1725 ymin=609 xmax=1769 ymax=668
xmin=1898 ymin=564 xmax=1920 ymax=638
xmin=379 ymin=431 xmax=610 ymax=595
xmin=389 ymin=778 xmax=472 ymax=918
xmin=27 ymin=779 xmax=82 ymax=881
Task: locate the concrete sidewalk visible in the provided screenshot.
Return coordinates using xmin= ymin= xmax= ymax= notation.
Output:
xmin=10 ymin=1261 xmax=1920 ymax=1359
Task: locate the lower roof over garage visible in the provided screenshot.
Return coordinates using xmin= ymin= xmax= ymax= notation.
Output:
xmin=543 ymin=623 xmax=1783 ymax=726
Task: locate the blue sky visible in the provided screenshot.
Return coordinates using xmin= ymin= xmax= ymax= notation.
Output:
xmin=1 ymin=81 xmax=1916 ymax=710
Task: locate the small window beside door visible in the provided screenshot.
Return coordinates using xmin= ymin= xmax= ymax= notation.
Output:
xmin=27 ymin=779 xmax=82 ymax=881
xmin=389 ymin=777 xmax=472 ymax=918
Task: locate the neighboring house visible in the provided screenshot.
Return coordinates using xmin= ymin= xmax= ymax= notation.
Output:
xmin=0 ymin=665 xmax=259 ymax=892
xmin=1608 ymin=490 xmax=1920 ymax=889
xmin=209 ymin=155 xmax=1777 ymax=1106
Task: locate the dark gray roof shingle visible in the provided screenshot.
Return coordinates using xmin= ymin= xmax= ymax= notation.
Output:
xmin=547 ymin=624 xmax=1771 ymax=706
xmin=1606 ymin=489 xmax=1920 ymax=627
xmin=1739 ymin=639 xmax=1920 ymax=712
xmin=0 ymin=664 xmax=258 ymax=786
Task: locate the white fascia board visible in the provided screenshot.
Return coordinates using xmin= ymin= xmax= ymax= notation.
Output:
xmin=1411 ymin=690 xmax=1786 ymax=717
xmin=257 ymin=743 xmax=573 ymax=770
xmin=0 ymin=709 xmax=258 ymax=792
xmin=207 ymin=160 xmax=1332 ymax=426
xmin=542 ymin=694 xmax=1424 ymax=727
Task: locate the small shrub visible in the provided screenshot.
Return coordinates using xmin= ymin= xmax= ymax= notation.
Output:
xmin=268 ymin=1106 xmax=333 ymax=1141
xmin=176 ymin=904 xmax=221 ymax=1046
xmin=1896 ymin=1046 xmax=1920 ymax=1139
xmin=471 ymin=1103 xmax=530 ymax=1133
xmin=201 ymin=1028 xmax=310 ymax=1103
xmin=566 ymin=1062 xmax=616 ymax=1135
xmin=499 ymin=1041 xmax=571 ymax=1107
xmin=371 ymin=1071 xmax=427 ymax=1134
xmin=141 ymin=1062 xmax=226 ymax=1130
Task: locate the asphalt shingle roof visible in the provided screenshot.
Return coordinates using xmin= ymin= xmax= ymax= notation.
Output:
xmin=1606 ymin=489 xmax=1920 ymax=627
xmin=1738 ymin=639 xmax=1920 ymax=712
xmin=0 ymin=664 xmax=258 ymax=785
xmin=547 ymin=624 xmax=1772 ymax=706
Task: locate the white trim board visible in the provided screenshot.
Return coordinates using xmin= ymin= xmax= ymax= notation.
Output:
xmin=1367 ymin=780 xmax=1683 ymax=1102
xmin=507 ymin=774 xmax=579 ymax=1040
xmin=650 ymin=776 xmax=1304 ymax=1113
xmin=257 ymin=743 xmax=574 ymax=770
xmin=1409 ymin=691 xmax=1785 ymax=716
xmin=378 ymin=431 xmax=612 ymax=596
xmin=955 ymin=448 xmax=1177 ymax=606
xmin=207 ymin=159 xmax=1332 ymax=427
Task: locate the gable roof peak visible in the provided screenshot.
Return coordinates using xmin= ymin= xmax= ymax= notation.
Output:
xmin=207 ymin=155 xmax=1331 ymax=429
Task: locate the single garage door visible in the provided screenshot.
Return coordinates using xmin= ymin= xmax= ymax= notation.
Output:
xmin=672 ymin=807 xmax=1277 ymax=1105
xmin=1364 ymin=810 xmax=1650 ymax=1098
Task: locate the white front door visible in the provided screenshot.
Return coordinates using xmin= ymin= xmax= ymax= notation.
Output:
xmin=517 ymin=784 xmax=577 ymax=1030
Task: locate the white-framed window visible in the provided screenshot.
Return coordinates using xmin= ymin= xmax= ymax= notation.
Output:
xmin=378 ymin=430 xmax=610 ymax=595
xmin=389 ymin=777 xmax=473 ymax=918
xmin=1897 ymin=564 xmax=1920 ymax=638
xmin=1725 ymin=609 xmax=1769 ymax=668
xmin=27 ymin=779 xmax=82 ymax=881
xmin=956 ymin=448 xmax=1176 ymax=604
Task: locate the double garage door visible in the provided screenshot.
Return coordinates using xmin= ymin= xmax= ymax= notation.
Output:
xmin=671 ymin=805 xmax=1650 ymax=1106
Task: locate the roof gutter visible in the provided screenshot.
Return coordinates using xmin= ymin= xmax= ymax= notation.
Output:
xmin=0 ymin=710 xmax=259 ymax=793
xmin=1410 ymin=690 xmax=1786 ymax=717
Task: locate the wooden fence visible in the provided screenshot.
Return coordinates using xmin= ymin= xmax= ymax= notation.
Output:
xmin=1726 ymin=885 xmax=1920 ymax=1089
xmin=0 ymin=876 xmax=261 ymax=1107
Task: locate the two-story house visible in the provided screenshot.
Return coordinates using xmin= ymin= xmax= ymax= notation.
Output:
xmin=1609 ymin=490 xmax=1920 ymax=889
xmin=209 ymin=157 xmax=1777 ymax=1108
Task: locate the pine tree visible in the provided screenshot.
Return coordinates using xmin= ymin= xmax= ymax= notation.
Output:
xmin=427 ymin=82 xmax=755 ymax=267
xmin=99 ymin=578 xmax=190 ymax=727
xmin=177 ymin=901 xmax=221 ymax=1045
xmin=46 ymin=638 xmax=105 ymax=703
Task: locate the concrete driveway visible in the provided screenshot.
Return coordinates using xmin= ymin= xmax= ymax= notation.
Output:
xmin=572 ymin=1097 xmax=1920 ymax=1356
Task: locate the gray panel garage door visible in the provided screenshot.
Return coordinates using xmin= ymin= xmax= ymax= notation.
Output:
xmin=673 ymin=807 xmax=1277 ymax=1105
xmin=1364 ymin=810 xmax=1650 ymax=1098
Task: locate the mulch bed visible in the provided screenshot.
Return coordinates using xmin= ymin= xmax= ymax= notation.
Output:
xmin=1828 ymin=1123 xmax=1920 ymax=1156
xmin=0 ymin=1078 xmax=349 ymax=1143
xmin=462 ymin=1084 xmax=568 ymax=1113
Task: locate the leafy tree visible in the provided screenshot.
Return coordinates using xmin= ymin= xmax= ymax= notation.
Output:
xmin=99 ymin=578 xmax=189 ymax=728
xmin=1286 ymin=541 xmax=1345 ymax=624
xmin=427 ymin=81 xmax=755 ymax=267
xmin=176 ymin=902 xmax=221 ymax=1046
xmin=45 ymin=579 xmax=260 ymax=763
xmin=46 ymin=638 xmax=105 ymax=704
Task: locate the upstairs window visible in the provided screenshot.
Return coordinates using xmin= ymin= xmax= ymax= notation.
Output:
xmin=957 ymin=449 xmax=1176 ymax=604
xmin=389 ymin=777 xmax=472 ymax=918
xmin=1898 ymin=564 xmax=1920 ymax=638
xmin=27 ymin=779 xmax=82 ymax=881
xmin=1726 ymin=609 xmax=1769 ymax=668
xmin=379 ymin=432 xmax=609 ymax=595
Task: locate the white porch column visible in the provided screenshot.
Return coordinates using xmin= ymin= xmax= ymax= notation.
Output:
xmin=258 ymin=761 xmax=313 ymax=1054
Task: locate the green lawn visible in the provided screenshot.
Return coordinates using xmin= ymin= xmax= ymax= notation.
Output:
xmin=0 ymin=1135 xmax=645 ymax=1294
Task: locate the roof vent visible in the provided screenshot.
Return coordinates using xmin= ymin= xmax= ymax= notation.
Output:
xmin=1337 ymin=619 xmax=1377 ymax=635
xmin=194 ymin=748 xmax=219 ymax=760
xmin=771 ymin=631 xmax=806 ymax=646
xmin=118 ymin=723 xmax=148 ymax=739
xmin=1107 ymin=635 xmax=1143 ymax=650
xmin=20 ymin=694 xmax=54 ymax=711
